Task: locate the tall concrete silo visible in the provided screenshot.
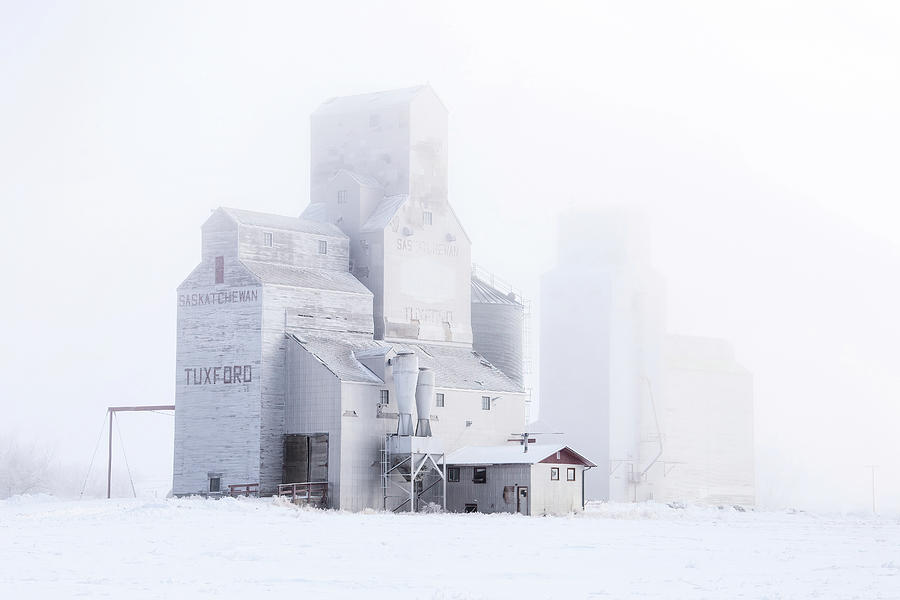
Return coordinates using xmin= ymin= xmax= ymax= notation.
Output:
xmin=471 ymin=275 xmax=525 ymax=389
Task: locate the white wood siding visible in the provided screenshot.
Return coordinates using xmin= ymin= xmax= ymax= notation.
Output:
xmin=174 ymin=259 xmax=262 ymax=495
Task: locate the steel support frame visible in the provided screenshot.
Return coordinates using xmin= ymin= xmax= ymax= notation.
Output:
xmin=382 ymin=435 xmax=446 ymax=513
xmin=106 ymin=404 xmax=176 ymax=499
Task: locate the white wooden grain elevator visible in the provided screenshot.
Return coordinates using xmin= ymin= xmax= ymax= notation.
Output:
xmin=173 ymin=86 xmax=541 ymax=512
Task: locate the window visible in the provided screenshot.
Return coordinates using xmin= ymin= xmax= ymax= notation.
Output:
xmin=473 ymin=467 xmax=487 ymax=484
xmin=209 ymin=477 xmax=221 ymax=493
xmin=448 ymin=467 xmax=459 ymax=482
xmin=337 ymin=190 xmax=348 ymax=205
xmin=263 ymin=232 xmax=273 ymax=247
xmin=380 ymin=390 xmax=389 ymax=405
xmin=550 ymin=467 xmax=559 ymax=481
xmin=481 ymin=396 xmax=491 ymax=411
xmin=567 ymin=468 xmax=576 ymax=482
xmin=423 ymin=210 xmax=433 ymax=226
xmin=318 ymin=240 xmax=327 ymax=255
xmin=464 ymin=503 xmax=477 ymax=513
xmin=369 ymin=114 xmax=380 ymax=128
xmin=435 ymin=392 xmax=444 ymax=407
xmin=214 ymin=256 xmax=224 ymax=284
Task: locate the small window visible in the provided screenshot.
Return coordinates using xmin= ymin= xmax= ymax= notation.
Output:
xmin=263 ymin=232 xmax=273 ymax=247
xmin=550 ymin=467 xmax=559 ymax=481
xmin=435 ymin=392 xmax=444 ymax=408
xmin=380 ymin=390 xmax=389 ymax=405
xmin=567 ymin=467 xmax=576 ymax=481
xmin=337 ymin=190 xmax=348 ymax=205
xmin=448 ymin=467 xmax=459 ymax=482
xmin=464 ymin=503 xmax=477 ymax=513
xmin=423 ymin=211 xmax=433 ymax=226
xmin=473 ymin=467 xmax=487 ymax=484
xmin=209 ymin=477 xmax=221 ymax=493
xmin=318 ymin=240 xmax=327 ymax=255
xmin=369 ymin=114 xmax=380 ymax=128
xmin=214 ymin=256 xmax=224 ymax=284
xmin=481 ymin=396 xmax=491 ymax=411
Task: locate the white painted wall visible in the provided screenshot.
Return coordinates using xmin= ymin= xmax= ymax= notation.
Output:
xmin=530 ymin=463 xmax=585 ymax=515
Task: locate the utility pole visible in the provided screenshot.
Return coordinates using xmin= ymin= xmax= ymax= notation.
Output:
xmin=865 ymin=465 xmax=877 ymax=514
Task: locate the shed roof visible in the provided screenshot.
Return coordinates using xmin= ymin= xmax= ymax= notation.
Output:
xmin=220 ymin=207 xmax=343 ymax=237
xmin=445 ymin=444 xmax=596 ymax=467
xmin=471 ymin=277 xmax=523 ymax=306
xmin=288 ymin=333 xmax=384 ymax=384
xmin=241 ymin=261 xmax=371 ymax=295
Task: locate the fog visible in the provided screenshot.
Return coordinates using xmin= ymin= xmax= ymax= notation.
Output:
xmin=2 ymin=1 xmax=898 ymax=511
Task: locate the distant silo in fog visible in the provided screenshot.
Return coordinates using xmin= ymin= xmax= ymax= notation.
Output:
xmin=471 ymin=275 xmax=525 ymax=389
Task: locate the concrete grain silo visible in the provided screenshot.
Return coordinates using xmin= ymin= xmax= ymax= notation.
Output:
xmin=471 ymin=275 xmax=525 ymax=389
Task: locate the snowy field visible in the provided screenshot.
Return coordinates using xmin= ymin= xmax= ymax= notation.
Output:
xmin=1 ymin=496 xmax=898 ymax=599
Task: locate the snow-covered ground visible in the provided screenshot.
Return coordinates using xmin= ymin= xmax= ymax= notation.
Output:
xmin=1 ymin=496 xmax=898 ymax=599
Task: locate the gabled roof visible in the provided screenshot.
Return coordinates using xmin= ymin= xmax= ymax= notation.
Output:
xmin=219 ymin=207 xmax=343 ymax=237
xmin=445 ymin=444 xmax=596 ymax=467
xmin=313 ymin=85 xmax=428 ymax=116
xmin=471 ymin=277 xmax=523 ymax=306
xmin=361 ymin=194 xmax=409 ymax=232
xmin=332 ymin=169 xmax=382 ymax=189
xmin=241 ymin=261 xmax=371 ymax=295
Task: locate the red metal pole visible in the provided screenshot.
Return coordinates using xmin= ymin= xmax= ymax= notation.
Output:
xmin=107 ymin=410 xmax=112 ymax=499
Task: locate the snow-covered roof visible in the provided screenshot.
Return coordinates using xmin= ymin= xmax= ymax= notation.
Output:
xmin=241 ymin=261 xmax=372 ymax=295
xmin=361 ymin=194 xmax=409 ymax=232
xmin=401 ymin=343 xmax=522 ymax=393
xmin=220 ymin=207 xmax=343 ymax=237
xmin=288 ymin=333 xmax=385 ymax=384
xmin=285 ymin=334 xmax=523 ymax=393
xmin=313 ymin=85 xmax=428 ymax=116
xmin=445 ymin=445 xmax=596 ymax=467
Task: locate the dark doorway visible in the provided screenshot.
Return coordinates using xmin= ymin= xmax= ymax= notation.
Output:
xmin=283 ymin=433 xmax=328 ymax=483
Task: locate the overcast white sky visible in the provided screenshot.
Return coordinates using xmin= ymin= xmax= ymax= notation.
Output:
xmin=2 ymin=1 xmax=899 ymax=510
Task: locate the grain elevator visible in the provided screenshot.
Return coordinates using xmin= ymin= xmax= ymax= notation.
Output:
xmin=173 ymin=86 xmax=533 ymax=511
